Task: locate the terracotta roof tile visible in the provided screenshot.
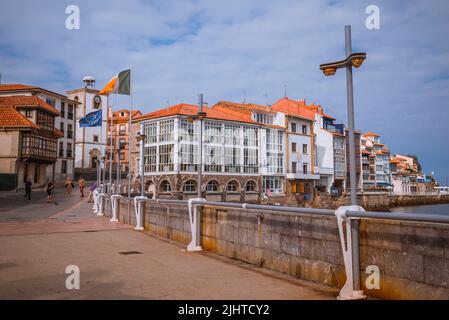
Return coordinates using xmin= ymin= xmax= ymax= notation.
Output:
xmin=271 ymin=97 xmax=315 ymax=121
xmin=0 ymin=105 xmax=37 ymax=128
xmin=363 ymin=132 xmax=380 ymax=137
xmin=0 ymin=96 xmax=60 ymax=116
xmin=135 ymin=103 xmax=257 ymax=125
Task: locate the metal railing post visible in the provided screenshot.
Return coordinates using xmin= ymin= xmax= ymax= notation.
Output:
xmin=335 ymin=205 xmax=366 ymax=300
xmin=111 ymin=194 xmax=121 ymax=222
xmin=133 ymin=195 xmax=147 ymax=231
xmin=187 ymin=198 xmax=206 ymax=251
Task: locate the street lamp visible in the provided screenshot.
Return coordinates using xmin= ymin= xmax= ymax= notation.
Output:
xmin=136 ymin=131 xmax=146 ymax=197
xmin=320 ymin=25 xmax=366 ymax=295
xmin=187 ymin=94 xmax=207 ymax=198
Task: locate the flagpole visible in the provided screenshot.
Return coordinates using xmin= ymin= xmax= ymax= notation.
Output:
xmin=128 ymin=67 xmax=133 ymax=199
xmin=109 ymin=94 xmax=113 ymax=194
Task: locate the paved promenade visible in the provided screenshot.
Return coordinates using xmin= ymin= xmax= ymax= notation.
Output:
xmin=0 ymin=189 xmax=336 ymax=299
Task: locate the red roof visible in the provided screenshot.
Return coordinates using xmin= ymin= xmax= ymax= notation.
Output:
xmin=272 ymin=97 xmax=336 ymax=120
xmin=363 ymin=132 xmax=380 ymax=137
xmin=135 ymin=103 xmax=257 ymax=125
xmin=0 ymin=105 xmax=37 ymax=128
xmin=271 ymin=97 xmax=315 ymax=121
xmin=0 ymin=84 xmax=38 ymax=91
xmin=0 ymin=96 xmax=60 ymax=116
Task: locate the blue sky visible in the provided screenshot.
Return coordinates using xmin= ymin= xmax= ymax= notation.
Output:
xmin=1 ymin=0 xmax=448 ymax=184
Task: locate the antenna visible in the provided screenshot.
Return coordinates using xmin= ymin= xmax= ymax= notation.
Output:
xmin=243 ymin=89 xmax=246 ymax=104
xmin=0 ymin=73 xmax=2 ymax=85
xmin=284 ymin=83 xmax=287 ymax=97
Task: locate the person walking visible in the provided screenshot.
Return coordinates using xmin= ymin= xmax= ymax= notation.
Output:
xmin=24 ymin=178 xmax=32 ymax=200
xmin=46 ymin=180 xmax=55 ymax=203
xmin=88 ymin=181 xmax=97 ymax=203
xmin=65 ymin=177 xmax=74 ymax=197
xmin=78 ymin=177 xmax=86 ymax=197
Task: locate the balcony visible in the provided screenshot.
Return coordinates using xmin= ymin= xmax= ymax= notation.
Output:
xmin=313 ymin=166 xmax=333 ymax=175
xmin=286 ymin=171 xmax=320 ymax=180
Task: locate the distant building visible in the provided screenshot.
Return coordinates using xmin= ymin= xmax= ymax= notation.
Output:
xmin=0 ymin=95 xmax=62 ymax=190
xmin=105 ymin=108 xmax=142 ymax=178
xmin=361 ymin=132 xmax=391 ymax=189
xmin=0 ymin=84 xmax=78 ymax=183
xmin=271 ymin=97 xmax=319 ymax=204
xmin=66 ymin=77 xmax=108 ymax=180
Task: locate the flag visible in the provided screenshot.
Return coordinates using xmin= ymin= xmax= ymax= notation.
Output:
xmin=99 ymin=69 xmax=131 ymax=95
xmin=79 ymin=110 xmax=102 ymax=127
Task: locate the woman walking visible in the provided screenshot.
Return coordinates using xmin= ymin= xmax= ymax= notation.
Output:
xmin=65 ymin=177 xmax=74 ymax=197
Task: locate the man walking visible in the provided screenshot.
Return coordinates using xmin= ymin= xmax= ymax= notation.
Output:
xmin=24 ymin=178 xmax=32 ymax=200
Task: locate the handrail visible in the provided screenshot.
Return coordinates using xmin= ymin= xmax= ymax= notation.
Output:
xmin=346 ymin=210 xmax=449 ymax=224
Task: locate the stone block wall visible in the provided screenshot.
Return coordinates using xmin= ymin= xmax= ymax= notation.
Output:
xmin=107 ymin=197 xmax=449 ymax=299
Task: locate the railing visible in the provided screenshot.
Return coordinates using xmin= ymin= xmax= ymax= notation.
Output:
xmin=99 ymin=194 xmax=449 ymax=300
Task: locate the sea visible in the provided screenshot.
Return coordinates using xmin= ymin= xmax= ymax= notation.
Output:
xmin=390 ymin=203 xmax=449 ymax=215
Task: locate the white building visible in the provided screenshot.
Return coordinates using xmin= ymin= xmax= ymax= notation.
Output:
xmin=66 ymin=77 xmax=108 ymax=179
xmin=361 ymin=132 xmax=391 ymax=189
xmin=0 ymin=84 xmax=78 ymax=183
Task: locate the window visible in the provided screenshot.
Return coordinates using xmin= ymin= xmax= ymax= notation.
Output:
xmin=67 ymin=104 xmax=74 ymax=120
xmin=60 ymin=122 xmax=64 ymax=134
xmin=302 ymin=125 xmax=307 ymax=134
xmin=61 ymin=102 xmax=65 ymax=118
xmin=59 ymin=141 xmax=64 ymax=157
xmin=119 ymin=152 xmax=125 ymax=160
xmin=179 ymin=119 xmax=196 ymax=143
xmin=243 ymin=127 xmax=258 ymax=147
xmin=119 ymin=124 xmax=126 ymax=136
xmin=25 ymin=110 xmax=33 ymax=118
xmin=158 ymin=144 xmax=174 ymax=171
xmin=303 ymin=144 xmax=308 ymax=154
xmin=183 ymin=180 xmax=197 ymax=192
xmin=292 ymin=162 xmax=297 ymax=173
xmin=119 ymin=138 xmax=126 ymax=150
xmin=159 ymin=120 xmax=174 ymax=142
xmin=291 ymin=123 xmax=296 ymax=132
xmin=37 ymin=111 xmax=54 ymax=130
xmin=144 ymin=122 xmax=157 ymax=143
xmin=303 ymin=163 xmax=308 ymax=174
xmin=227 ymin=180 xmax=238 ymax=192
xmin=21 ymin=133 xmax=57 ymax=160
xmin=204 ymin=121 xmax=221 ymax=144
xmin=144 ymin=146 xmax=157 ymax=172
xmin=254 ymin=113 xmax=273 ymax=124
xmin=245 ymin=180 xmax=256 ymax=192
xmin=243 ymin=148 xmax=258 ymax=174
xmin=160 ymin=180 xmax=171 ymax=192
xmin=224 ymin=124 xmax=240 ymax=145
xmin=93 ymin=135 xmax=99 ymax=143
xmin=206 ymin=180 xmax=219 ymax=192
xmin=262 ymin=176 xmax=283 ymax=193
xmin=66 ymin=143 xmax=72 ymax=158
xmin=67 ymin=124 xmax=73 ymax=139
xmin=46 ymin=98 xmax=55 ymax=107
xmin=61 ymin=160 xmax=67 ymax=174
xmin=179 ymin=143 xmax=198 ymax=172
xmin=292 ymin=142 xmax=297 ymax=152
xmin=224 ymin=147 xmax=240 ymax=173
xmin=204 ymin=145 xmax=222 ymax=172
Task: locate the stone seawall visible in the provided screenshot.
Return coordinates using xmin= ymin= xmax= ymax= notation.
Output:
xmin=311 ymin=193 xmax=449 ymax=211
xmin=105 ymin=198 xmax=449 ymax=299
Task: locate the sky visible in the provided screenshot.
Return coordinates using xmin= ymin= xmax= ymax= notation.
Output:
xmin=1 ymin=0 xmax=448 ymax=184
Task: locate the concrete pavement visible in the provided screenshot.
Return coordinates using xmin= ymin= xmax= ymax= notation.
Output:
xmin=0 ymin=191 xmax=337 ymax=299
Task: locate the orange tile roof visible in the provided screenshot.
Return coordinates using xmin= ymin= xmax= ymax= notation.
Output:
xmin=363 ymin=132 xmax=380 ymax=137
xmin=270 ymin=97 xmax=315 ymax=121
xmin=0 ymin=95 xmax=60 ymax=116
xmin=272 ymin=97 xmax=336 ymax=120
xmin=0 ymin=84 xmax=38 ymax=91
xmin=135 ymin=103 xmax=257 ymax=125
xmin=112 ymin=108 xmax=142 ymax=121
xmin=0 ymin=105 xmax=37 ymax=128
xmin=214 ymin=100 xmax=277 ymax=114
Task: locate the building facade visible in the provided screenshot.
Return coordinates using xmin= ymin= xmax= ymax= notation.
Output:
xmin=361 ymin=132 xmax=391 ymax=189
xmin=0 ymin=96 xmax=62 ymax=190
xmin=0 ymin=84 xmax=78 ymax=183
xmin=66 ymin=79 xmax=108 ymax=180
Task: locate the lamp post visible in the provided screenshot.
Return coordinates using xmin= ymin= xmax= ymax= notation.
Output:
xmin=319 ymin=25 xmax=366 ymax=293
xmin=136 ymin=130 xmax=146 ymax=197
xmin=187 ymin=94 xmax=207 ymax=198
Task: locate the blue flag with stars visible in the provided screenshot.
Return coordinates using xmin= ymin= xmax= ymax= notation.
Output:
xmin=79 ymin=110 xmax=102 ymax=127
